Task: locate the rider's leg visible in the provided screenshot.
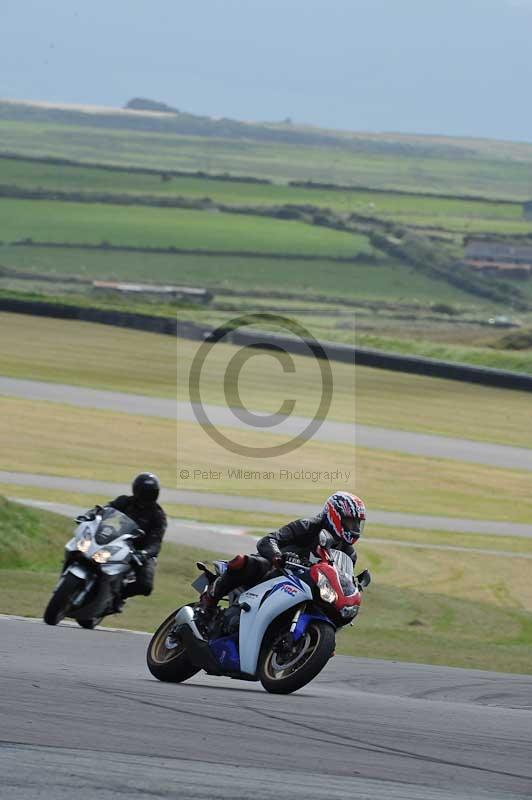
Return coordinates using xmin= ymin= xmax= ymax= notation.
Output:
xmin=200 ymin=554 xmax=269 ymax=608
xmin=122 ymin=558 xmax=157 ymax=599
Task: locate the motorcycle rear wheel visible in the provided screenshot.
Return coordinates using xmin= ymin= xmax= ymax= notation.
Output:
xmin=43 ymin=573 xmax=85 ymax=626
xmin=147 ymin=610 xmax=200 ymax=683
xmin=77 ymin=617 xmax=103 ymax=630
xmin=259 ymin=620 xmax=335 ymax=694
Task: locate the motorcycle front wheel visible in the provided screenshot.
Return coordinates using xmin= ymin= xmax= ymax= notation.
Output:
xmin=259 ymin=620 xmax=335 ymax=694
xmin=147 ymin=610 xmax=200 ymax=683
xmin=43 ymin=573 xmax=85 ymax=626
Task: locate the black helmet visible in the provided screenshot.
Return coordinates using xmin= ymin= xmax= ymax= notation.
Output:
xmin=132 ymin=472 xmax=160 ymax=503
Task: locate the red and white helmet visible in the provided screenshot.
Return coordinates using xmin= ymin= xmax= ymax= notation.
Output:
xmin=322 ymin=491 xmax=366 ymax=545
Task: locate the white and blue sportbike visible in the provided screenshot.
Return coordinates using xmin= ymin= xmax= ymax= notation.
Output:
xmin=147 ymin=537 xmax=370 ymax=694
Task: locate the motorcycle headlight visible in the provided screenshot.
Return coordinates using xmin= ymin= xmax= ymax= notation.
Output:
xmin=340 ymin=605 xmax=359 ymax=620
xmin=316 ymin=571 xmax=338 ymax=604
xmin=77 ymin=534 xmax=91 ymax=554
xmin=93 ymin=548 xmax=112 ymax=563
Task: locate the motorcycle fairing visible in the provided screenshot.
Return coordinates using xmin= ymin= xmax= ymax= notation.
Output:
xmin=58 ymin=511 xmax=138 ymax=620
xmin=209 ymin=634 xmax=240 ymax=672
xmin=293 ymin=610 xmax=335 ymax=642
xmin=238 ymin=574 xmax=313 ymax=676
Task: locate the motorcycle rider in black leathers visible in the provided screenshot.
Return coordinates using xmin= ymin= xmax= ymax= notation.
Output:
xmin=200 ymin=491 xmax=368 ymax=612
xmin=77 ymin=473 xmax=167 ymax=604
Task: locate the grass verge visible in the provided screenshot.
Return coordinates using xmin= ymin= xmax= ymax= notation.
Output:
xmin=3 ymin=396 xmax=532 ymax=522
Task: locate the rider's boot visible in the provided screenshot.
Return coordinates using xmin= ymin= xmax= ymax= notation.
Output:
xmin=198 ymin=577 xmax=221 ymax=619
xmin=112 ymin=595 xmax=125 ymax=613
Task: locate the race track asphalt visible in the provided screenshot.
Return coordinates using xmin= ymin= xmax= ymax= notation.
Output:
xmin=2 ymin=376 xmax=532 ymax=470
xmin=1 ymin=617 xmax=531 ymax=800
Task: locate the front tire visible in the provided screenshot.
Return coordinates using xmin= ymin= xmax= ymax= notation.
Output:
xmin=43 ymin=573 xmax=85 ymax=626
xmin=259 ymin=620 xmax=335 ymax=694
xmin=147 ymin=610 xmax=200 ymax=683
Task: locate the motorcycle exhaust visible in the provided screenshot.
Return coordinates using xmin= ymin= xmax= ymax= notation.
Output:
xmin=173 ymin=606 xmax=223 ymax=674
xmin=177 ymin=625 xmax=223 ymax=675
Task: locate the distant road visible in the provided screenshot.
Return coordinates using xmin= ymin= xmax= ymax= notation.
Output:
xmin=2 ymin=471 xmax=531 ymax=538
xmin=15 ymin=498 xmax=532 ymax=559
xmin=2 ymin=376 xmax=532 ymax=470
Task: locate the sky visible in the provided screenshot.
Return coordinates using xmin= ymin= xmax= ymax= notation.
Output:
xmin=2 ymin=0 xmax=532 ymax=142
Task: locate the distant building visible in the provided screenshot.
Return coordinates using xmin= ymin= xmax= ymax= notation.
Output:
xmin=463 ymin=239 xmax=532 ymax=278
xmin=92 ymin=281 xmax=213 ymax=304
xmin=523 ymin=201 xmax=532 ymax=220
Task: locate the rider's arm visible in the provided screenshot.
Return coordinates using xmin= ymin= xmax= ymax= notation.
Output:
xmin=257 ymin=519 xmax=313 ymax=562
xmin=341 ymin=541 xmax=357 ymax=566
xmin=107 ymin=495 xmax=129 ymax=512
xmin=142 ymin=508 xmax=167 ymax=558
xmin=76 ymin=499 xmax=114 ymax=522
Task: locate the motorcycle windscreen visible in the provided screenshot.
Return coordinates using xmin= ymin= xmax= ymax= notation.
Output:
xmin=95 ymin=508 xmax=138 ymax=545
xmin=331 ymin=550 xmax=356 ymax=596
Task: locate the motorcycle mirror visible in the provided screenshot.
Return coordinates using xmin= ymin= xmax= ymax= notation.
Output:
xmin=319 ymin=530 xmax=333 ymax=548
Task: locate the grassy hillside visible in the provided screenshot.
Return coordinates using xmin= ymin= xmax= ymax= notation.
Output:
xmin=1 ymin=106 xmax=532 ymax=364
xmin=2 ymin=114 xmax=532 ymax=198
xmin=0 ymin=494 xmax=72 ymax=569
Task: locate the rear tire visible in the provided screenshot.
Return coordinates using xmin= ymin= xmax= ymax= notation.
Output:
xmin=147 ymin=610 xmax=200 ymax=683
xmin=77 ymin=617 xmax=103 ymax=630
xmin=43 ymin=573 xmax=85 ymax=626
xmin=259 ymin=620 xmax=335 ymax=694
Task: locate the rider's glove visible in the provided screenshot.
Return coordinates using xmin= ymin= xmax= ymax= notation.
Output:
xmin=356 ymin=569 xmax=371 ymax=589
xmin=271 ymin=552 xmax=301 ymax=569
xmin=75 ymin=505 xmax=103 ymax=524
xmin=282 ymin=551 xmax=302 ymax=565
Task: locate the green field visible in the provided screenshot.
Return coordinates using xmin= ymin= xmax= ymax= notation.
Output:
xmin=408 ymin=215 xmax=532 ymax=236
xmin=3 ymin=118 xmax=532 ymax=199
xmin=0 ymin=197 xmax=372 ymax=258
xmin=1 ymin=156 xmax=529 ymax=236
xmin=355 ymin=331 xmax=532 ymax=374
xmin=0 ymin=245 xmax=483 ymax=306
xmin=1 ymin=497 xmax=531 ymax=673
xmin=3 ymin=153 xmax=532 ymax=328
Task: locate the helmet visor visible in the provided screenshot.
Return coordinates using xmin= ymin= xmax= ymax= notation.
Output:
xmin=342 ymin=515 xmax=364 ymax=543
